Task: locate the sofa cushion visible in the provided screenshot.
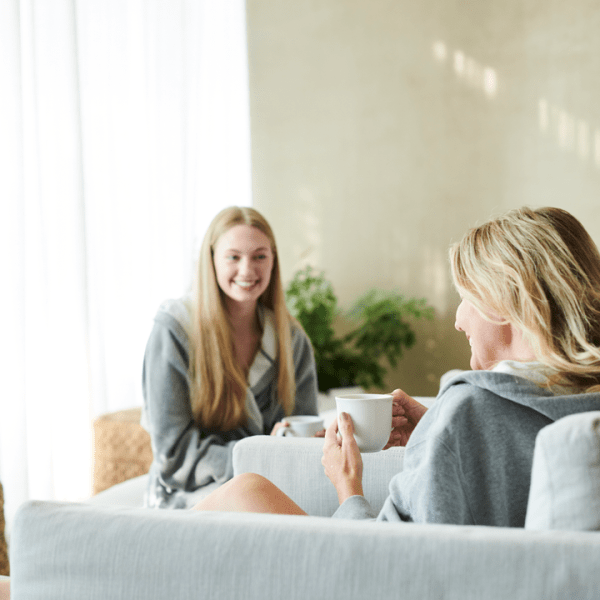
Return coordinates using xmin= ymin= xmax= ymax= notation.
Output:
xmin=525 ymin=411 xmax=600 ymax=530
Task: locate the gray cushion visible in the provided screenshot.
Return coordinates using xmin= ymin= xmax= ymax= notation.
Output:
xmin=525 ymin=411 xmax=600 ymax=530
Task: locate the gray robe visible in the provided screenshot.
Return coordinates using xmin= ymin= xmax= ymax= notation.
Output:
xmin=142 ymin=297 xmax=318 ymax=508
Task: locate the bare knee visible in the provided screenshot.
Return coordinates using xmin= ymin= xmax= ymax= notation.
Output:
xmin=192 ymin=472 xmax=306 ymax=515
xmin=232 ymin=472 xmax=273 ymax=494
xmin=191 ymin=473 xmax=272 ymax=512
xmin=228 ymin=473 xmax=306 ymax=515
xmin=218 ymin=473 xmax=279 ymax=510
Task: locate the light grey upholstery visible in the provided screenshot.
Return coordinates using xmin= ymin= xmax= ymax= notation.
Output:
xmin=8 ymin=412 xmax=600 ymax=599
xmin=10 ymin=499 xmax=600 ymax=600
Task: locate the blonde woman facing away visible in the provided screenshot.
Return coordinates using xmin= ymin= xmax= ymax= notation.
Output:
xmin=192 ymin=206 xmax=600 ymax=527
xmin=142 ymin=206 xmax=319 ymax=509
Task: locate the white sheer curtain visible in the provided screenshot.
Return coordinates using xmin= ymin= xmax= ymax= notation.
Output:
xmin=0 ymin=0 xmax=251 ymax=531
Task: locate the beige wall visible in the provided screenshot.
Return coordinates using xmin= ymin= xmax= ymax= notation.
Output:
xmin=246 ymin=0 xmax=600 ymax=396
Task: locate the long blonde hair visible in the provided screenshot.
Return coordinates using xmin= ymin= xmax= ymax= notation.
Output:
xmin=450 ymin=206 xmax=600 ymax=392
xmin=188 ymin=206 xmax=296 ymax=430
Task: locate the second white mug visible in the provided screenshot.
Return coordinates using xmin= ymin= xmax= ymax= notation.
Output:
xmin=276 ymin=415 xmax=324 ymax=438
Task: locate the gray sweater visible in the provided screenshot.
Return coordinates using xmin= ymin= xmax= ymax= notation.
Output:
xmin=142 ymin=297 xmax=319 ymax=508
xmin=333 ymin=361 xmax=600 ymax=527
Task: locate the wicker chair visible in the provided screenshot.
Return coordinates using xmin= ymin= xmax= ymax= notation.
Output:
xmin=92 ymin=408 xmax=153 ymax=495
xmin=0 ymin=481 xmax=9 ymax=576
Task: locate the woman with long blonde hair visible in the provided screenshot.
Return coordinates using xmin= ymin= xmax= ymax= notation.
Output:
xmin=142 ymin=206 xmax=319 ymax=508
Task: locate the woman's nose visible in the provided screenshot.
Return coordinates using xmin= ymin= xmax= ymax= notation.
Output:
xmin=454 ymin=301 xmax=463 ymax=331
xmin=238 ymin=256 xmax=252 ymax=273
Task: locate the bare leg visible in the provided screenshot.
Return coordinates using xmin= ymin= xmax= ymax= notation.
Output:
xmin=191 ymin=473 xmax=307 ymax=515
xmin=0 ymin=578 xmax=10 ymax=600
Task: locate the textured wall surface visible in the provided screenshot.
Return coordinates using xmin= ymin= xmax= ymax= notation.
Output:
xmin=247 ymin=0 xmax=600 ymax=395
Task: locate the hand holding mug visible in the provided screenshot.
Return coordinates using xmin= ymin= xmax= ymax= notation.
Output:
xmin=384 ymin=388 xmax=428 ymax=448
xmin=321 ymin=412 xmax=364 ymax=504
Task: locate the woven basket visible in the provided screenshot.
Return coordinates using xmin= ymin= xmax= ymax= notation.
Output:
xmin=93 ymin=408 xmax=153 ymax=495
xmin=0 ymin=481 xmax=9 ymax=576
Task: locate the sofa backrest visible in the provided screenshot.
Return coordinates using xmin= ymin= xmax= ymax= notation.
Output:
xmin=10 ymin=500 xmax=600 ymax=600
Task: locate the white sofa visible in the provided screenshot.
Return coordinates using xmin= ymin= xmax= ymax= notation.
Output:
xmin=7 ymin=410 xmax=600 ymax=599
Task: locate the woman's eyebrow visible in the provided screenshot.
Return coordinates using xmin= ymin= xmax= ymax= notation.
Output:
xmin=224 ymin=246 xmax=271 ymax=252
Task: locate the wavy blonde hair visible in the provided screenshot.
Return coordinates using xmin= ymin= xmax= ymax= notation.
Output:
xmin=450 ymin=206 xmax=600 ymax=392
xmin=189 ymin=206 xmax=296 ymax=430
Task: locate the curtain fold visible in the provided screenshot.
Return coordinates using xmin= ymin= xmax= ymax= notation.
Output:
xmin=0 ymin=0 xmax=251 ymax=532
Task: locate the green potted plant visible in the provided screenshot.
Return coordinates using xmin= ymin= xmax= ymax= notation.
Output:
xmin=285 ymin=265 xmax=435 ymax=392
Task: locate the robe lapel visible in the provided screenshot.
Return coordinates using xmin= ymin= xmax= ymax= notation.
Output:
xmin=244 ymin=306 xmax=278 ymax=434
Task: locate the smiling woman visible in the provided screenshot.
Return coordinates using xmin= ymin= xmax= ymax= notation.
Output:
xmin=140 ymin=206 xmax=319 ymax=509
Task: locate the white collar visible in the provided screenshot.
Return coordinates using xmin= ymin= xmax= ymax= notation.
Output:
xmin=493 ymin=360 xmax=573 ymax=394
xmin=248 ymin=306 xmax=277 ymax=389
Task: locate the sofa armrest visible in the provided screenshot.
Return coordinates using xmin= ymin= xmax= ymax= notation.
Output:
xmin=232 ymin=436 xmax=404 ymax=517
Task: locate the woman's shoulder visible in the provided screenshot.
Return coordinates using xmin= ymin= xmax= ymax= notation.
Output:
xmin=154 ymin=295 xmax=193 ymax=338
xmin=432 ymin=361 xmax=590 ymax=425
xmin=438 ymin=362 xmax=553 ymax=398
xmin=427 ymin=368 xmax=526 ymax=425
xmin=288 ymin=316 xmax=314 ymax=350
xmin=411 ymin=373 xmax=517 ymax=450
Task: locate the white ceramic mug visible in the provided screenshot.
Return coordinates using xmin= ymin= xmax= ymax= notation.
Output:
xmin=276 ymin=415 xmax=325 ymax=437
xmin=335 ymin=393 xmax=393 ymax=452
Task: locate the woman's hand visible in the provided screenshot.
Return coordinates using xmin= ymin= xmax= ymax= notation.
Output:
xmin=270 ymin=420 xmax=289 ymax=436
xmin=321 ymin=413 xmax=364 ymax=504
xmin=384 ymin=388 xmax=428 ymax=448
